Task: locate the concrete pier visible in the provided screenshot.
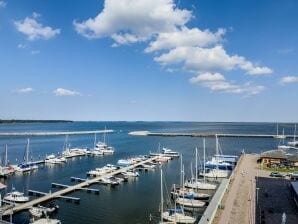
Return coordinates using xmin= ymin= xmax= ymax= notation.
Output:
xmin=0 ymin=130 xmax=113 ymax=136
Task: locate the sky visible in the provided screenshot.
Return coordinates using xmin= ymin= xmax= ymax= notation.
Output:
xmin=0 ymin=0 xmax=297 ymax=122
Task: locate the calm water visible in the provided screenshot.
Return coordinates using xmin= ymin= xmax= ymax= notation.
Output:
xmin=0 ymin=122 xmax=296 ymax=224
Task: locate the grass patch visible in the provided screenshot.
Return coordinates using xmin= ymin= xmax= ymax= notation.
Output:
xmin=260 ymin=165 xmax=298 ymax=173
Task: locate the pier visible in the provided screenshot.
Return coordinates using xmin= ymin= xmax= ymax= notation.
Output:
xmin=0 ymin=130 xmax=113 ymax=137
xmin=2 ymin=156 xmax=158 ymax=216
xmin=129 ymin=131 xmax=295 ymax=138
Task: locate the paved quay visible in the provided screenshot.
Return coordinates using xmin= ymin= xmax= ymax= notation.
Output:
xmin=213 ymin=154 xmax=260 ymax=224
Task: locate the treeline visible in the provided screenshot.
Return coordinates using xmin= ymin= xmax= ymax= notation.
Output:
xmin=0 ymin=120 xmax=73 ymax=124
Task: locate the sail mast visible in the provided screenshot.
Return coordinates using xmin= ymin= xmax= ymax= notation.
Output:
xmin=180 ymin=154 xmax=183 ymax=186
xmin=26 ymin=139 xmax=30 ymax=163
xmin=195 ymin=147 xmax=198 ymax=184
xmin=294 ymin=124 xmax=296 ymax=142
xmin=5 ymin=144 xmax=8 ymax=166
xmin=160 ymin=169 xmax=163 ymax=223
xmin=203 ymin=138 xmax=206 ymax=183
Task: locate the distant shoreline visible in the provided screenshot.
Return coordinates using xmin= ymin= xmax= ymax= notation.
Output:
xmin=0 ymin=120 xmax=73 ymax=124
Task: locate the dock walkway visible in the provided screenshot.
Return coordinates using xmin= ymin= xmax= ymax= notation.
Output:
xmin=2 ymin=156 xmax=158 ymax=216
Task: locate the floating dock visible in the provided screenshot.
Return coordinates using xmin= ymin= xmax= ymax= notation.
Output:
xmin=0 ymin=130 xmax=113 ymax=136
xmin=129 ymin=131 xmax=295 ymax=138
xmin=2 ymin=156 xmax=158 ymax=216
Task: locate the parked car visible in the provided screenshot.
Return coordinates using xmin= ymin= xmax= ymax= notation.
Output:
xmin=269 ymin=172 xmax=284 ymax=177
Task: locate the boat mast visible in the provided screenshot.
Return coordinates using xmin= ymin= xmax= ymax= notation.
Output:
xmin=215 ymin=134 xmax=219 ymax=155
xmin=94 ymin=133 xmax=97 ymax=149
xmin=26 ymin=139 xmax=30 ymax=163
xmin=160 ymin=168 xmax=163 ymax=223
xmin=294 ymin=124 xmax=296 ymax=142
xmin=277 ymin=123 xmax=279 ymax=136
xmin=195 ymin=147 xmax=198 ymax=184
xmin=5 ymin=144 xmax=8 ymax=166
xmin=282 ymin=128 xmax=285 ymax=144
xmin=180 ymin=154 xmax=183 ymax=186
xmin=203 ymin=138 xmax=206 ymax=183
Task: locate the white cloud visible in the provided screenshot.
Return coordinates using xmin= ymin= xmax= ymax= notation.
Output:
xmin=0 ymin=0 xmax=6 ymax=8
xmin=14 ymin=87 xmax=34 ymax=93
xmin=74 ymin=0 xmax=272 ymax=96
xmin=53 ymin=88 xmax=81 ymax=96
xmin=189 ymin=72 xmax=225 ymax=83
xmin=155 ymin=46 xmax=273 ymax=75
xmin=280 ymin=76 xmax=298 ymax=85
xmin=145 ymin=27 xmax=225 ymax=53
xmin=190 ymin=73 xmax=265 ymax=96
xmin=14 ymin=12 xmax=60 ymax=41
xmin=31 ymin=50 xmax=40 ymax=55
xmin=17 ymin=44 xmax=27 ymax=49
xmin=73 ymin=0 xmax=192 ymax=44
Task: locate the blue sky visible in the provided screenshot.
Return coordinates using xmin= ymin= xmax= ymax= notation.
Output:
xmin=0 ymin=0 xmax=297 ymax=122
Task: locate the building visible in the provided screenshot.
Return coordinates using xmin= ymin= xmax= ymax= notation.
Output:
xmin=287 ymin=155 xmax=298 ymax=168
xmin=260 ymin=149 xmax=288 ymax=168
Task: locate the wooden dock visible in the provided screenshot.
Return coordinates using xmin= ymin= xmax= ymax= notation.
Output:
xmin=2 ymin=156 xmax=158 ymax=216
xmin=129 ymin=131 xmax=295 ymax=138
xmin=0 ymin=130 xmax=113 ymax=137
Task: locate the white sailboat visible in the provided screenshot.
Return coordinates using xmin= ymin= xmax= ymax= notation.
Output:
xmin=274 ymin=124 xmax=286 ymax=139
xmin=201 ymin=136 xmax=229 ymax=178
xmin=184 ymin=143 xmax=216 ymax=190
xmin=96 ymin=127 xmax=115 ymax=155
xmin=45 ymin=154 xmax=66 ymax=164
xmin=278 ymin=129 xmax=291 ymax=149
xmin=288 ymin=124 xmax=298 ymax=147
xmin=0 ymin=144 xmax=15 ymax=177
xmin=160 ymin=169 xmax=195 ymax=224
xmin=15 ymin=139 xmax=38 ymax=173
xmin=89 ymin=133 xmax=104 ymax=156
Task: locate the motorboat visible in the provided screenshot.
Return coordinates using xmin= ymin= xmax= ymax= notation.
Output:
xmin=30 ymin=218 xmax=61 ymax=224
xmin=99 ymin=146 xmax=115 ymax=155
xmin=87 ymin=164 xmax=117 ymax=176
xmin=4 ymin=188 xmax=29 ymax=203
xmin=117 ymin=159 xmax=135 ymax=167
xmin=121 ymin=170 xmax=139 ymax=177
xmin=100 ymin=177 xmax=120 ymax=186
xmin=162 ymin=147 xmax=180 ymax=158
xmin=29 ymin=204 xmax=59 ymax=218
xmin=89 ymin=149 xmax=104 ymax=156
xmin=45 ymin=154 xmax=66 ymax=164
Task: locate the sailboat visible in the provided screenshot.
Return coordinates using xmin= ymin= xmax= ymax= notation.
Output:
xmin=0 ymin=144 xmax=15 ymax=177
xmin=184 ymin=142 xmax=216 ymax=190
xmin=175 ymin=166 xmax=206 ymax=209
xmin=15 ymin=139 xmax=38 ymax=173
xmin=89 ymin=133 xmax=104 ymax=156
xmin=201 ymin=136 xmax=230 ymax=178
xmin=288 ymin=124 xmax=298 ymax=147
xmin=96 ymin=128 xmax=115 ymax=155
xmin=274 ymin=124 xmax=286 ymax=139
xmin=160 ymin=169 xmax=195 ymax=224
xmin=278 ymin=129 xmax=291 ymax=149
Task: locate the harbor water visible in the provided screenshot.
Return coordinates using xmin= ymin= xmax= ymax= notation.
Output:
xmin=0 ymin=122 xmax=294 ymax=223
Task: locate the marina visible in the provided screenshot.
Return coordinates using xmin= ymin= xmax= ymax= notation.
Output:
xmin=0 ymin=122 xmax=297 ymax=223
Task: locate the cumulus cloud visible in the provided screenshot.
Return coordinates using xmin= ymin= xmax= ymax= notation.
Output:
xmin=53 ymin=88 xmax=81 ymax=96
xmin=14 ymin=87 xmax=34 ymax=93
xmin=190 ymin=73 xmax=265 ymax=96
xmin=74 ymin=0 xmax=272 ymax=96
xmin=280 ymin=76 xmax=298 ymax=85
xmin=145 ymin=27 xmax=225 ymax=52
xmin=155 ymin=46 xmax=272 ymax=75
xmin=73 ymin=0 xmax=192 ymax=44
xmin=0 ymin=0 xmax=6 ymax=8
xmin=14 ymin=12 xmax=60 ymax=41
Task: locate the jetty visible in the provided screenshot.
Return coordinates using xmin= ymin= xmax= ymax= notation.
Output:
xmin=129 ymin=131 xmax=295 ymax=138
xmin=2 ymin=156 xmax=158 ymax=216
xmin=0 ymin=130 xmax=113 ymax=137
